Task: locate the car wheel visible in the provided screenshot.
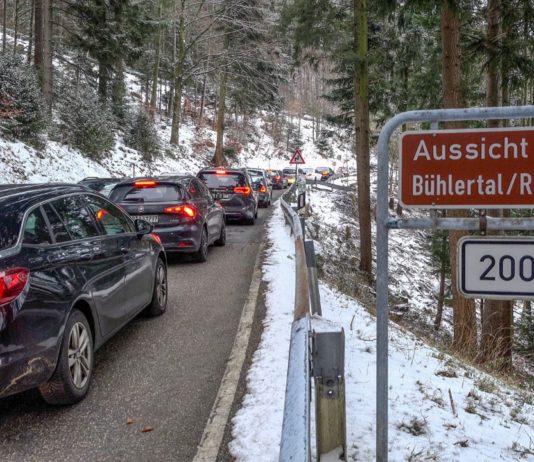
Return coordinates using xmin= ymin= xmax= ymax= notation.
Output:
xmin=214 ymin=221 xmax=226 ymax=246
xmin=193 ymin=227 xmax=208 ymax=262
xmin=146 ymin=257 xmax=167 ymax=316
xmin=39 ymin=309 xmax=94 ymax=405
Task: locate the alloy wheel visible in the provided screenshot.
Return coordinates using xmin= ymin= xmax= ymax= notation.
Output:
xmin=68 ymin=322 xmax=92 ymax=389
xmin=156 ymin=264 xmax=167 ymax=307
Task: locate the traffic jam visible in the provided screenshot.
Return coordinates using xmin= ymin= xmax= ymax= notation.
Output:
xmin=0 ymin=165 xmax=334 ymax=406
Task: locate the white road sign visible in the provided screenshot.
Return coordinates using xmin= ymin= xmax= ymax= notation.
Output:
xmin=458 ymin=236 xmax=534 ymax=299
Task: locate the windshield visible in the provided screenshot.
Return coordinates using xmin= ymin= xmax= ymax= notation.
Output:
xmin=198 ymin=172 xmax=247 ymax=189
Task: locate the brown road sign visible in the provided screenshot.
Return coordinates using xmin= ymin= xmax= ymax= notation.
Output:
xmin=399 ymin=127 xmax=534 ymax=208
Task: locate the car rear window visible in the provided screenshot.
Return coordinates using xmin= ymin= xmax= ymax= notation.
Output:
xmin=0 ymin=204 xmax=23 ymax=251
xmin=111 ymin=184 xmax=184 ymax=203
xmin=198 ymin=172 xmax=247 ymax=188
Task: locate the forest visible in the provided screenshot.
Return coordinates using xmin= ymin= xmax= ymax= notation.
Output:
xmin=1 ymin=0 xmax=534 ymax=376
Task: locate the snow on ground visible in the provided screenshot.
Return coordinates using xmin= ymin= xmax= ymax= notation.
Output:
xmin=230 ymin=195 xmax=534 ymax=461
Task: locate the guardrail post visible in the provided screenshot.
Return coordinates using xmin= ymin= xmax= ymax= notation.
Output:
xmin=304 ymin=241 xmax=322 ymax=316
xmin=312 ymin=324 xmax=346 ymax=460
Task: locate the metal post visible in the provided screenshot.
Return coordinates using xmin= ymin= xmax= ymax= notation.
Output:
xmin=305 ymin=240 xmax=322 ymax=316
xmin=376 ymin=113 xmax=392 ymax=462
xmin=312 ymin=323 xmax=346 ymax=460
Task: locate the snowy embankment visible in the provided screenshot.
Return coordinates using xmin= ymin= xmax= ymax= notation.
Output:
xmin=230 ymin=199 xmax=534 ymax=461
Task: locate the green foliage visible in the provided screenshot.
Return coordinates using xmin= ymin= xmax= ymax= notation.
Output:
xmin=0 ymin=54 xmax=46 ymax=143
xmin=125 ymin=107 xmax=160 ymax=161
xmin=58 ymin=84 xmax=115 ymax=160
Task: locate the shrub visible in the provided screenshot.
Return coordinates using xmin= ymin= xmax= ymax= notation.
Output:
xmin=58 ymin=84 xmax=115 ymax=160
xmin=0 ymin=54 xmax=46 ymax=142
xmin=124 ymin=107 xmax=160 ymax=161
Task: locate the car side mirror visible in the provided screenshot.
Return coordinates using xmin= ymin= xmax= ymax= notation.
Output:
xmin=135 ymin=219 xmax=153 ymax=237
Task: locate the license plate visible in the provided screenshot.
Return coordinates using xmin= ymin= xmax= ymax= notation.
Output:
xmin=214 ymin=193 xmax=230 ymax=200
xmin=135 ymin=215 xmax=159 ymax=223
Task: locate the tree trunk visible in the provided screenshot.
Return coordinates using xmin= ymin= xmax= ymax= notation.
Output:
xmin=41 ymin=0 xmax=52 ymax=109
xmin=27 ymin=0 xmax=34 ymax=63
xmin=150 ymin=0 xmax=163 ymax=116
xmin=2 ymin=0 xmax=6 ymax=54
xmin=199 ymin=71 xmax=207 ymax=121
xmin=213 ymin=69 xmax=227 ymax=165
xmin=434 ymin=232 xmax=447 ymax=331
xmin=441 ymin=0 xmax=477 ymax=357
xmin=480 ymin=0 xmax=512 ymax=370
xmin=13 ymin=0 xmax=19 ymax=54
xmin=34 ymin=0 xmax=43 ymax=68
xmin=353 ymin=0 xmax=372 ymax=274
xmin=170 ymin=2 xmax=185 ymax=146
xmin=98 ymin=58 xmax=108 ymax=102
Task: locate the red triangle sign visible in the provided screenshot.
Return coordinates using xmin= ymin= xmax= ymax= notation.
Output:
xmin=289 ymin=149 xmax=305 ymax=164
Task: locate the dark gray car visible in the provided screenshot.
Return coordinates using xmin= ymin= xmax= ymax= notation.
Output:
xmin=0 ymin=184 xmax=167 ymax=404
xmin=110 ymin=176 xmax=226 ymax=262
xmin=197 ymin=168 xmax=258 ymax=225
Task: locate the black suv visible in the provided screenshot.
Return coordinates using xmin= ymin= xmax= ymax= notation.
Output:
xmin=0 ymin=184 xmax=167 ymax=404
xmin=197 ymin=168 xmax=258 ymax=225
xmin=110 ymin=176 xmax=226 ymax=262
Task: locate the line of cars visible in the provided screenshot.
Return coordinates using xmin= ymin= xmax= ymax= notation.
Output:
xmin=0 ymin=166 xmax=275 ymax=405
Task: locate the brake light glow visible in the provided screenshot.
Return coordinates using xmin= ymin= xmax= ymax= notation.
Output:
xmin=183 ymin=206 xmax=196 ymax=217
xmin=0 ymin=268 xmax=30 ymax=306
xmin=216 ymin=170 xmax=227 ymax=175
xmin=135 ymin=181 xmax=157 ymax=187
xmin=96 ymin=209 xmax=108 ymax=220
xmin=260 ymin=185 xmax=267 ymax=193
xmin=274 ymin=176 xmax=281 ymax=180
xmin=150 ymin=233 xmax=162 ymax=245
xmin=164 ymin=204 xmax=197 ymax=218
xmin=234 ymin=186 xmax=251 ymax=196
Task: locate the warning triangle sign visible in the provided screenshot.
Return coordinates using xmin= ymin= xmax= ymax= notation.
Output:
xmin=289 ymin=149 xmax=305 ymax=164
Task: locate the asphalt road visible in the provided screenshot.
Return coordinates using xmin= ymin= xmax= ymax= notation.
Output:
xmin=0 ymin=191 xmax=282 ymax=462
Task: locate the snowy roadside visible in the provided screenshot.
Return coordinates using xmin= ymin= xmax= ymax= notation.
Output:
xmin=230 ymin=198 xmax=534 ymax=461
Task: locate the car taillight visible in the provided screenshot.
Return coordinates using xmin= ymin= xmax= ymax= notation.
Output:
xmin=274 ymin=176 xmax=281 ymax=180
xmin=234 ymin=186 xmax=251 ymax=196
xmin=0 ymin=268 xmax=30 ymax=306
xmin=135 ymin=181 xmax=157 ymax=187
xmin=260 ymin=185 xmax=267 ymax=193
xmin=216 ymin=170 xmax=227 ymax=175
xmin=164 ymin=204 xmax=197 ymax=218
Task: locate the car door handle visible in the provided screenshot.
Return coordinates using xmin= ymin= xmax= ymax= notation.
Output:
xmin=120 ymin=246 xmax=129 ymax=254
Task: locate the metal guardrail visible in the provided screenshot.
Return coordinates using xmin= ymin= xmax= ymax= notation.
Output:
xmin=279 ymin=181 xmax=347 ymax=462
xmin=279 ymin=182 xmax=312 ymax=462
xmin=306 ymin=179 xmax=354 ymax=192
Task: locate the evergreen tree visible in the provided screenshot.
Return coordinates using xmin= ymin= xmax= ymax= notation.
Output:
xmin=125 ymin=106 xmax=160 ymax=161
xmin=0 ymin=53 xmax=46 ymax=142
xmin=58 ymin=83 xmax=115 ymax=160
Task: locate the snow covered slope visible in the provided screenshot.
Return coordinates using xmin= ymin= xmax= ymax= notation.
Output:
xmin=230 ymin=201 xmax=534 ymax=461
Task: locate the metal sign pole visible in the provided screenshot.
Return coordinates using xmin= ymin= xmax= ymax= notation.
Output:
xmin=376 ymin=105 xmax=534 ymax=462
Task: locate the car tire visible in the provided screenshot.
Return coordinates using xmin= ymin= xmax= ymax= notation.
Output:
xmin=214 ymin=221 xmax=226 ymax=246
xmin=193 ymin=227 xmax=209 ymax=262
xmin=146 ymin=257 xmax=167 ymax=316
xmin=254 ymin=208 xmax=258 ymax=219
xmin=39 ymin=309 xmax=94 ymax=405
